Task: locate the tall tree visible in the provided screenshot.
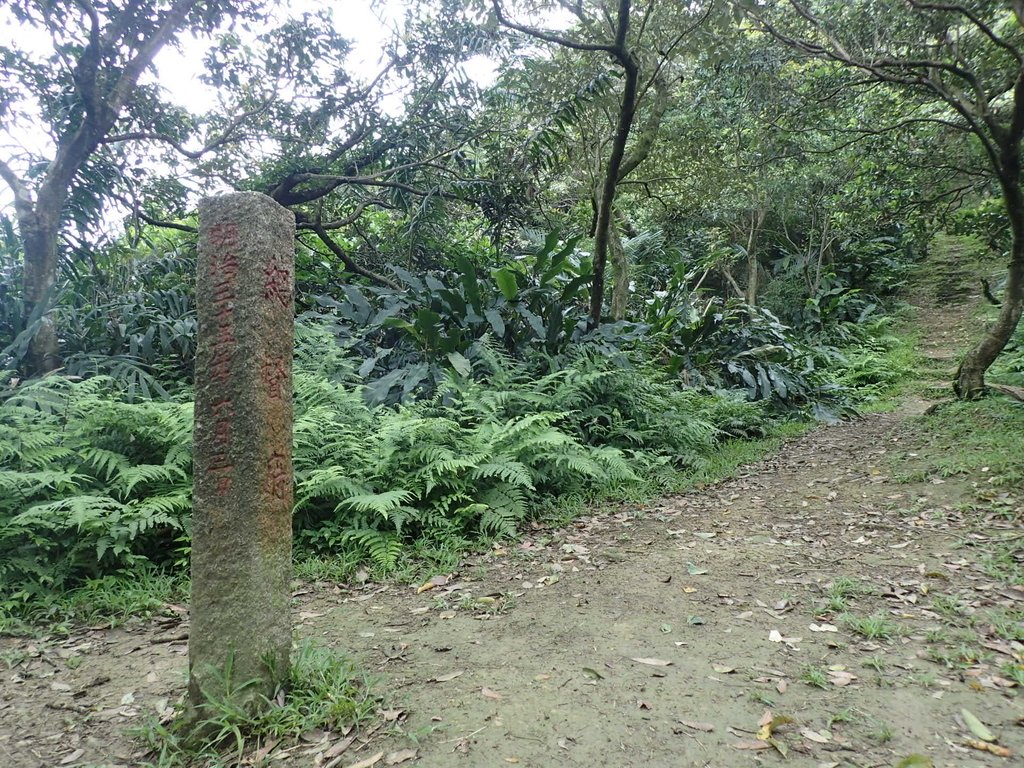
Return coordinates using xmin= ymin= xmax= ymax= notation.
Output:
xmin=742 ymin=0 xmax=1024 ymax=398
xmin=0 ymin=0 xmax=256 ymax=374
xmin=491 ymin=0 xmax=715 ymax=324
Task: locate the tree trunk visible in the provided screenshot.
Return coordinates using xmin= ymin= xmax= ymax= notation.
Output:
xmin=954 ymin=237 xmax=1024 ymax=398
xmin=589 ymin=52 xmax=639 ymax=326
xmin=954 ymin=175 xmax=1024 ymax=398
xmin=609 ymin=221 xmax=629 ymax=320
xmin=744 ymin=209 xmax=766 ymax=306
xmin=20 ymin=211 xmax=61 ymax=374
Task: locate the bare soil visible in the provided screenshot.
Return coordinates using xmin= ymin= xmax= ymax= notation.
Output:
xmin=2 ymin=296 xmax=1021 ymax=768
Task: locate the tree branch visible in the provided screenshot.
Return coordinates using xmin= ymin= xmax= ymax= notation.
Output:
xmin=492 ymin=0 xmax=619 ymax=54
xmin=0 ymin=158 xmax=33 ymax=217
xmin=104 ymin=98 xmax=273 ymax=158
xmin=306 ymin=224 xmax=399 ymax=289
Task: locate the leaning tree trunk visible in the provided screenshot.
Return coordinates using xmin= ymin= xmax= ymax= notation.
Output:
xmin=19 ymin=210 xmax=61 ymax=375
xmin=954 ymin=177 xmax=1024 ymax=398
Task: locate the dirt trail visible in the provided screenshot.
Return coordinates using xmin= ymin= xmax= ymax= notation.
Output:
xmin=2 ymin=291 xmax=1022 ymax=768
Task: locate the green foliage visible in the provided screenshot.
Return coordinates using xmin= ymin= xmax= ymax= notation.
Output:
xmin=948 ymin=198 xmax=1012 ymax=256
xmin=311 ymin=232 xmax=642 ymax=405
xmin=0 ymin=375 xmax=192 ymax=613
xmin=292 ymin=346 xmax=643 ymax=567
xmin=645 ymin=284 xmax=849 ymax=417
xmin=0 ymin=319 xmax=777 ymax=607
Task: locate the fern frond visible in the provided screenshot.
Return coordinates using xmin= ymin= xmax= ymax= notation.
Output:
xmin=114 ymin=463 xmax=187 ymax=498
xmin=340 ymin=490 xmax=415 ymax=517
xmin=469 ymin=460 xmax=534 ymax=489
xmin=79 ymin=447 xmax=130 ymax=481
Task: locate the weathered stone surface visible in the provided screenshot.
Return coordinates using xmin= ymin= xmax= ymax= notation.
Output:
xmin=189 ymin=192 xmax=295 ymax=713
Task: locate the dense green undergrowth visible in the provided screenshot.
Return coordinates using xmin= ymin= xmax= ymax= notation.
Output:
xmin=0 ymin=225 xmax=925 ymax=634
xmin=0 ymin=289 xmax=915 ymax=630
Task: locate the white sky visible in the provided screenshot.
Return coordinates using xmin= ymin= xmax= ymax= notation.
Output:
xmin=150 ymin=0 xmax=425 ymax=113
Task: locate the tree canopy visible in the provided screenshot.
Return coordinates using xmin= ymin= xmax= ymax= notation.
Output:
xmin=1 ymin=0 xmax=1021 ymax=392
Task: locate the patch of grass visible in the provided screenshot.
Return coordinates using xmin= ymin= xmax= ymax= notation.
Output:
xmin=924 ymin=628 xmax=948 ymax=644
xmin=1000 ymin=662 xmax=1024 ymax=686
xmin=135 ymin=641 xmax=377 ymax=767
xmin=861 ymin=655 xmax=887 ymax=673
xmin=929 ymin=594 xmax=967 ymax=622
xmin=987 ymin=609 xmax=1024 ymax=642
xmin=828 ymin=708 xmax=858 ymax=727
xmin=0 ymin=567 xmax=187 ymax=636
xmin=926 ymin=644 xmax=988 ymax=670
xmin=869 ymin=720 xmax=895 ymax=744
xmin=293 ymin=555 xmax=361 ymax=584
xmin=682 ymin=420 xmax=815 ymax=489
xmin=897 ymin=399 xmax=1024 ymax=490
xmin=829 ymin=577 xmax=872 ymax=599
xmin=820 ymin=577 xmax=872 ymax=614
xmin=748 ymin=690 xmax=776 ymax=706
xmin=800 ymin=666 xmax=829 ymax=689
xmin=841 ymin=613 xmax=903 ymax=640
xmin=0 ymin=647 xmax=29 ymax=669
xmin=908 ymin=670 xmax=938 ymax=688
xmin=979 ymin=539 xmax=1024 ymax=586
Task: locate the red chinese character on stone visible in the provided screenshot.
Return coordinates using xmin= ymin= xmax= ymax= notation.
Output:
xmin=265 ymin=451 xmax=290 ymax=500
xmin=263 ymin=263 xmax=292 ymax=308
xmin=260 ymin=358 xmax=288 ymax=400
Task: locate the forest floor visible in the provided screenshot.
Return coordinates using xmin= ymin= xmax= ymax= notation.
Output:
xmin=2 ymin=243 xmax=1023 ymax=768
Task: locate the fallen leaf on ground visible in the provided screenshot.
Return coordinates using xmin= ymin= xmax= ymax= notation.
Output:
xmin=582 ymin=667 xmax=604 ymax=679
xmin=631 ymin=657 xmax=673 ymax=666
xmin=960 ymin=708 xmax=996 ymax=742
xmin=963 ymin=739 xmax=1012 ymax=757
xmin=712 ymin=664 xmax=736 ymax=674
xmin=686 ymin=563 xmax=708 ymax=575
xmin=385 ymin=749 xmax=418 ymax=765
xmin=323 ymin=737 xmax=356 ymax=758
xmin=481 ymin=687 xmax=503 ymax=700
xmin=756 ymin=712 xmax=793 ymax=740
xmin=416 ymin=575 xmax=449 ymax=593
xmin=431 ymin=671 xmax=464 ymax=682
xmin=343 ymin=754 xmax=384 ymax=768
xmin=733 ymin=740 xmax=771 ymax=751
xmin=828 ymin=669 xmax=857 ymax=686
xmin=809 ymin=623 xmax=838 ymax=632
xmin=799 ymin=728 xmax=829 ymax=743
xmin=60 ymin=750 xmax=85 ymax=766
xmin=678 ymin=719 xmax=714 ymax=732
xmin=251 ymin=738 xmax=282 ymax=762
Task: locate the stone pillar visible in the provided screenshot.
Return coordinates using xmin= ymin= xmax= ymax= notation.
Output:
xmin=189 ymin=192 xmax=295 ymax=714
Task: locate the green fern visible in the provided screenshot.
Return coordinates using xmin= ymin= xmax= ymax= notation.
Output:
xmin=343 ymin=529 xmax=405 ymax=572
